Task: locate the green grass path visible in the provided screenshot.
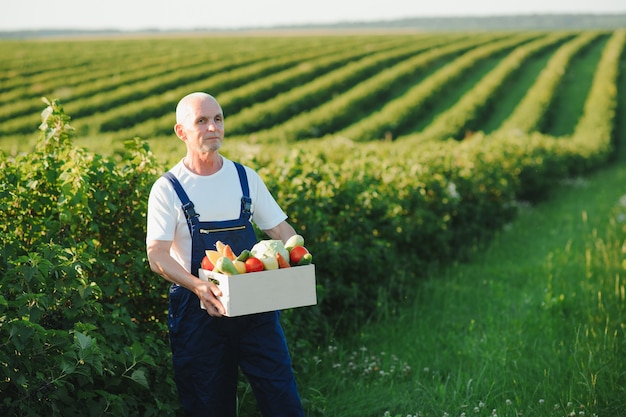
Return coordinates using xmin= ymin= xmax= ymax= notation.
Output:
xmin=303 ymin=155 xmax=626 ymax=417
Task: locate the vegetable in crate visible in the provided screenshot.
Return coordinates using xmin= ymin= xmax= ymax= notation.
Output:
xmin=283 ymin=234 xmax=313 ymax=266
xmin=289 ymin=246 xmax=312 ymax=266
xmin=251 ymin=239 xmax=288 ymax=270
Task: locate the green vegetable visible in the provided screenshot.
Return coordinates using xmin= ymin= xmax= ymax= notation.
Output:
xmin=215 ymin=256 xmax=239 ymax=275
xmin=236 ymin=249 xmax=251 ymax=262
xmin=297 ymin=253 xmax=313 ymax=266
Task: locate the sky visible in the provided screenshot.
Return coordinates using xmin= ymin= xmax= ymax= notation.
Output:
xmin=1 ymin=0 xmax=625 ymax=31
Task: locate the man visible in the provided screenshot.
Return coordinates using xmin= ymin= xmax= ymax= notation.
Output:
xmin=146 ymin=92 xmax=305 ymax=417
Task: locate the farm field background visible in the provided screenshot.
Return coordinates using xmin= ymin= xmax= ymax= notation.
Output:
xmin=1 ymin=28 xmax=625 ymax=416
xmin=0 ymin=29 xmax=622 ymax=163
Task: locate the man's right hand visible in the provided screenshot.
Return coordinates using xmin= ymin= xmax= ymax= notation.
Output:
xmin=147 ymin=239 xmax=226 ymax=316
xmin=195 ymin=279 xmax=225 ymax=317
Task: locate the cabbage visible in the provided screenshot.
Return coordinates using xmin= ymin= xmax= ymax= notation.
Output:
xmin=250 ymin=239 xmax=289 ymax=262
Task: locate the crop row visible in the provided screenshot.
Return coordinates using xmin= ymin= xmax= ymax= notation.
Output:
xmin=228 ymin=34 xmax=525 ymax=143
xmin=0 ymin=37 xmax=355 ymax=135
xmin=224 ymin=33 xmax=480 ymax=137
xmin=0 ymin=36 xmax=311 ymax=95
xmin=94 ymin=43 xmax=354 ymax=132
xmin=399 ymin=31 xmax=579 ymax=143
xmin=105 ymin=35 xmax=430 ymax=140
xmin=0 ymin=33 xmax=503 ymax=139
xmin=497 ymin=31 xmax=602 ymax=135
xmin=569 ymin=29 xmax=625 ymax=164
xmin=0 ymin=35 xmax=428 ymax=137
xmin=95 ymin=36 xmax=426 ymax=136
xmin=334 ymin=32 xmax=553 ymax=142
xmin=234 ymin=31 xmax=590 ymax=144
xmin=0 ymin=50 xmax=229 ymax=123
xmin=0 ymin=30 xmax=622 ymax=151
xmin=96 ymin=34 xmax=464 ymax=141
xmin=0 ymin=39 xmax=209 ymax=118
xmin=0 ymin=38 xmax=158 ymax=83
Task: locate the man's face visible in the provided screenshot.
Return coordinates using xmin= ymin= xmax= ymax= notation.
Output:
xmin=177 ymin=97 xmax=224 ymax=153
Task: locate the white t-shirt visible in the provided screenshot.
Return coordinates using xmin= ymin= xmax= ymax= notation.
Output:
xmin=146 ymin=157 xmax=287 ymax=272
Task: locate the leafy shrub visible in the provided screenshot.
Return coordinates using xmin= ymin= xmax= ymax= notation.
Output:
xmin=0 ymin=99 xmax=178 ymax=416
xmin=0 ymin=73 xmax=619 ymax=414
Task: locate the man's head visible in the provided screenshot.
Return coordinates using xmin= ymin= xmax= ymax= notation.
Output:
xmin=174 ymin=92 xmax=224 ymax=153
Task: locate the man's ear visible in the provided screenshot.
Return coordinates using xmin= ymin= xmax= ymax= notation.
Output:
xmin=174 ymin=123 xmax=185 ymax=140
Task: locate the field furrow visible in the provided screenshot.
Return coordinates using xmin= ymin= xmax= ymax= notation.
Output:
xmin=497 ymin=31 xmax=604 ymax=135
xmin=542 ymin=34 xmax=611 ymax=137
xmin=0 ymin=30 xmax=621 ymax=157
xmin=107 ymin=36 xmax=431 ymax=140
xmin=400 ymin=31 xmax=575 ymax=143
xmin=224 ymin=34 xmax=469 ymax=136
xmin=335 ymin=32 xmax=545 ymax=142
xmin=228 ymin=33 xmax=502 ymax=141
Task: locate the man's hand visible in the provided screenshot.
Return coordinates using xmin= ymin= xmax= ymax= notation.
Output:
xmin=147 ymin=239 xmax=226 ymax=316
xmin=195 ymin=279 xmax=225 ymax=317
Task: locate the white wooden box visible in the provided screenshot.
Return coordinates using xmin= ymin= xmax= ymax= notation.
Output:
xmin=198 ymin=264 xmax=317 ymax=317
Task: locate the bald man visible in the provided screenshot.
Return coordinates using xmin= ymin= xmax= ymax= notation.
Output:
xmin=146 ymin=92 xmax=305 ymax=417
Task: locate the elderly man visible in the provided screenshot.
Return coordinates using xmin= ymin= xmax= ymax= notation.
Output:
xmin=146 ymin=92 xmax=305 ymax=417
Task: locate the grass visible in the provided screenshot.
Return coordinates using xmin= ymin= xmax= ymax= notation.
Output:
xmin=294 ymin=157 xmax=626 ymax=416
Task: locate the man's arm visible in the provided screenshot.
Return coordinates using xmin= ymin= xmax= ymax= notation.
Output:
xmin=263 ymin=220 xmax=297 ymax=243
xmin=147 ymin=239 xmax=225 ymax=316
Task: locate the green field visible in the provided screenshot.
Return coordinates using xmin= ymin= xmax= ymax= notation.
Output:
xmin=298 ymin=154 xmax=626 ymax=417
xmin=1 ymin=30 xmax=625 ymax=416
xmin=0 ymin=30 xmax=621 ymax=161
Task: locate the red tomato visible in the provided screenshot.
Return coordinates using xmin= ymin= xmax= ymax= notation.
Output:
xmin=244 ymin=256 xmax=264 ymax=273
xmin=289 ymin=246 xmax=309 ymax=265
xmin=201 ymin=255 xmax=214 ymax=271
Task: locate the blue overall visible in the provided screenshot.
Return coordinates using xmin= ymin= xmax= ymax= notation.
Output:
xmin=163 ymin=163 xmax=304 ymax=417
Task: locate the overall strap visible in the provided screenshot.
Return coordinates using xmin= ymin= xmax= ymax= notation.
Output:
xmin=162 ymin=171 xmax=199 ymax=236
xmin=234 ymin=162 xmax=252 ymax=220
xmin=162 ymin=162 xmax=252 ymax=235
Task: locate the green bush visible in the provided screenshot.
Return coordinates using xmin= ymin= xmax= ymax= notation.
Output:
xmin=0 ymin=76 xmax=619 ymax=413
xmin=0 ymin=99 xmax=177 ymax=416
